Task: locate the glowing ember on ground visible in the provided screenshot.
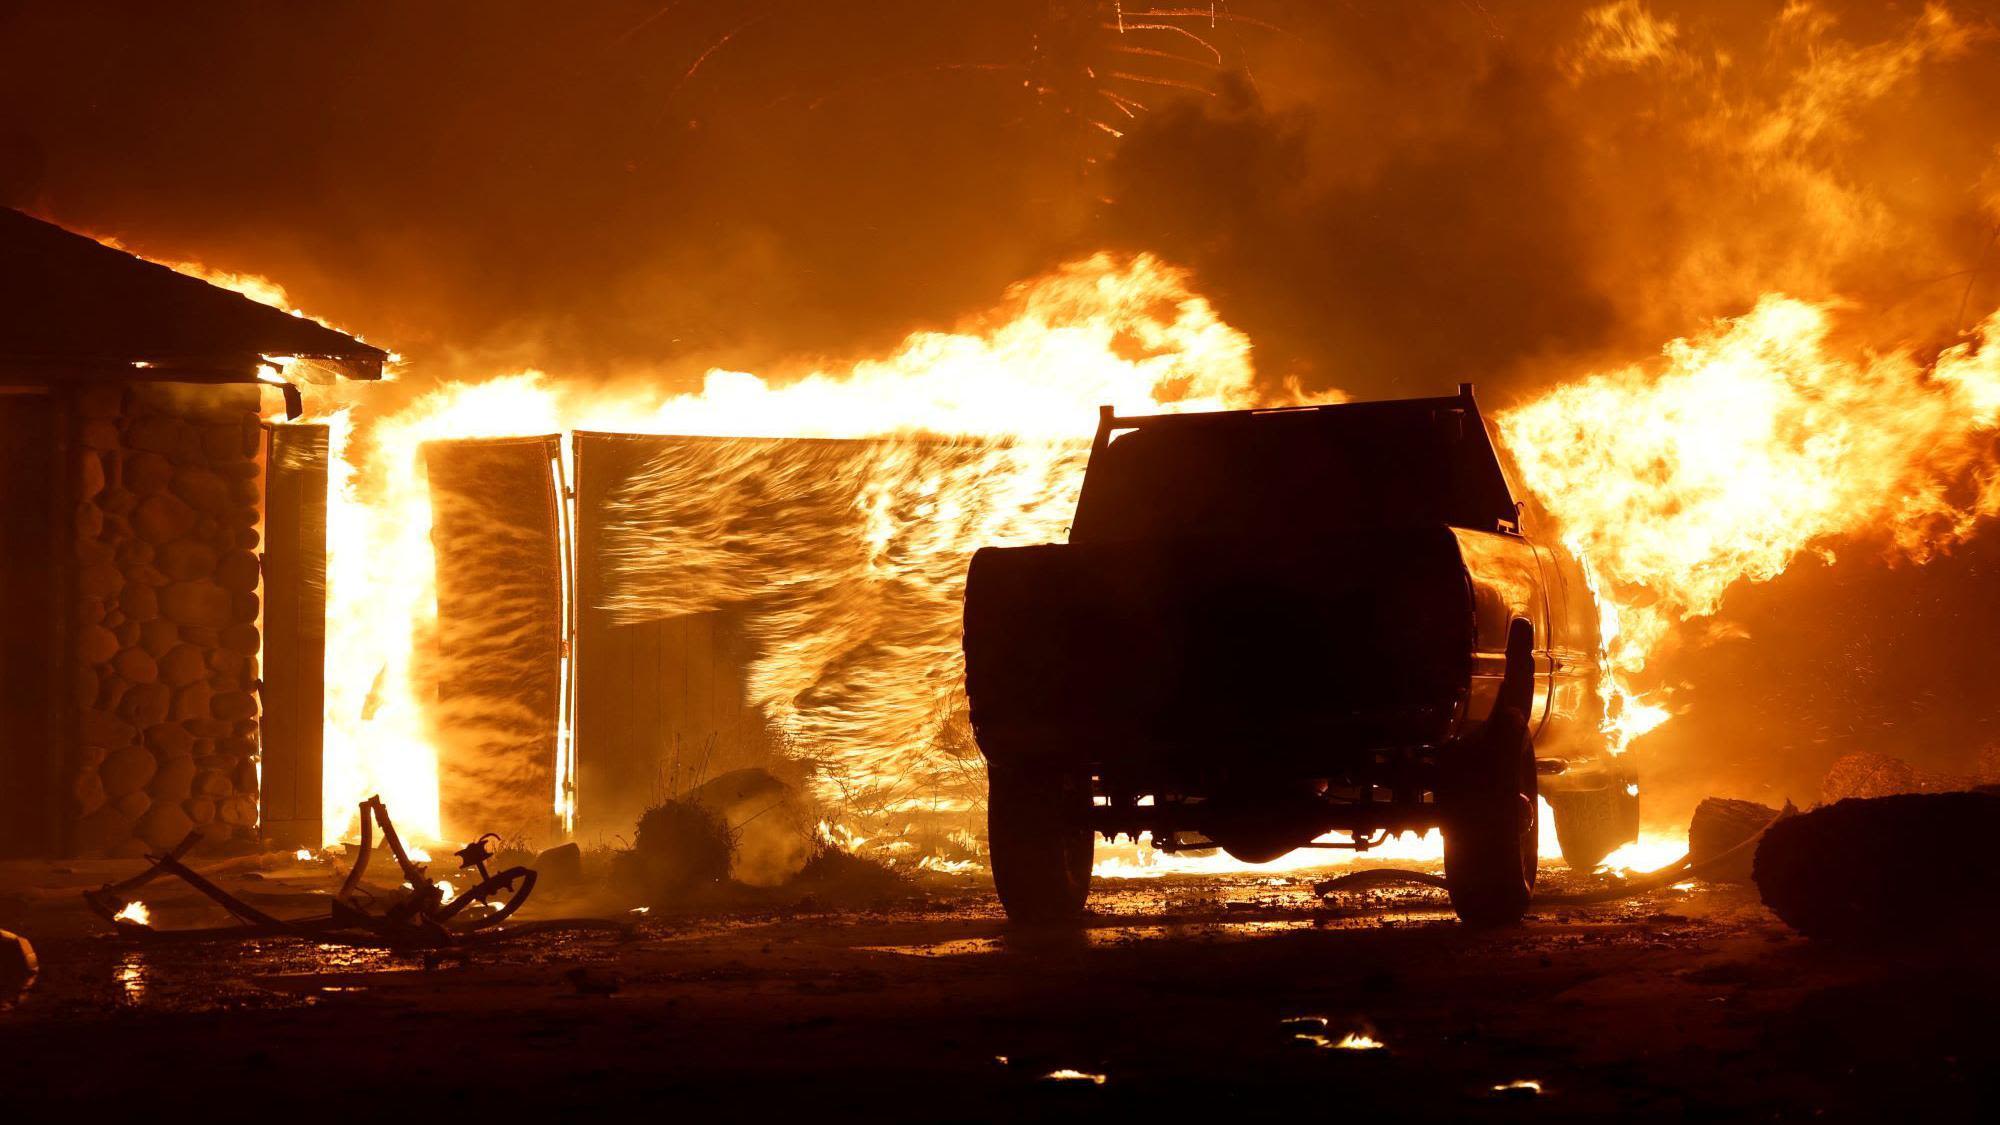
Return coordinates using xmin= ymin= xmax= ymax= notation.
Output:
xmin=294 ymin=848 xmax=314 ymax=862
xmin=112 ymin=901 xmax=150 ymax=926
xmin=1492 ymin=1079 xmax=1544 ymax=1096
xmin=1597 ymin=836 xmax=1692 ymax=878
xmin=1041 ymin=1069 xmax=1107 ymax=1085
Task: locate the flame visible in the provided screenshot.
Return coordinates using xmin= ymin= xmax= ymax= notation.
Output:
xmin=113 ymin=901 xmax=150 ymax=926
xmin=309 ymin=253 xmax=1273 ymax=844
xmin=1334 ymin=1032 xmax=1386 ymax=1051
xmin=1595 ymin=835 xmax=1691 ymax=878
xmin=1501 ymin=296 xmax=2000 ymax=751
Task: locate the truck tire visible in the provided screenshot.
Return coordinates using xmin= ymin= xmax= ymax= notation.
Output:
xmin=986 ymin=759 xmax=1093 ymax=922
xmin=1442 ymin=705 xmax=1539 ymax=927
xmin=1546 ymin=782 xmax=1640 ymax=871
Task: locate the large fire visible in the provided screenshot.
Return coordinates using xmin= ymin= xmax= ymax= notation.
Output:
xmin=310 ymin=253 xmax=1268 ymax=845
xmin=1500 ymin=296 xmax=2000 ymax=752
xmin=147 ymin=218 xmax=2000 ymax=895
xmin=159 ymin=242 xmax=2000 ymax=875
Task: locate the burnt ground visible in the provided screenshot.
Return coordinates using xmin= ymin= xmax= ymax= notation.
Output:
xmin=0 ymin=854 xmax=1992 ymax=1122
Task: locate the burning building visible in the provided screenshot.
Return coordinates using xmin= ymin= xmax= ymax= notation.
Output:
xmin=0 ymin=207 xmax=383 ymax=857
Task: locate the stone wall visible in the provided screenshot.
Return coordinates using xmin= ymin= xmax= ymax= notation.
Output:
xmin=69 ymin=383 xmax=264 ymax=856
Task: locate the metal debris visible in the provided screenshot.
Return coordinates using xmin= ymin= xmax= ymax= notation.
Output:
xmin=84 ymin=796 xmax=632 ymax=950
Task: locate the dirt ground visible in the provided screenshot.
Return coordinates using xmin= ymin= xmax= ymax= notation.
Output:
xmin=0 ymin=851 xmax=1992 ymax=1121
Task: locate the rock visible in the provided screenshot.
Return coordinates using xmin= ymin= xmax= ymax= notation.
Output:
xmin=124 ymin=452 xmax=173 ymax=495
xmin=78 ymin=562 xmax=122 ymax=598
xmin=230 ymin=719 xmax=258 ymax=737
xmin=233 ymin=525 xmax=261 ymax=550
xmin=76 ymin=504 xmax=107 ymax=542
xmin=115 ymin=538 xmax=154 ymax=568
xmin=218 ymin=458 xmax=260 ymax=479
xmin=136 ymin=802 xmax=196 ymax=850
xmin=215 ymin=550 xmax=259 ymax=592
xmin=200 ymin=424 xmax=242 ymax=461
xmin=124 ymin=415 xmax=188 ymax=456
xmin=534 ymin=842 xmax=584 ymax=886
xmin=157 ymin=541 xmax=217 ymax=580
xmin=93 ymin=675 xmax=127 ymax=710
xmin=117 ymin=682 xmax=171 ymax=725
xmin=140 ymin=619 xmax=179 ymax=657
xmin=79 ymin=452 xmax=106 ymax=500
xmin=218 ymin=796 xmax=257 ymax=827
xmin=232 ymin=757 xmax=259 ymax=793
xmin=80 ymin=419 xmax=120 ymax=451
xmin=111 ymin=790 xmax=150 ymax=820
xmin=183 ymin=797 xmax=216 ymax=825
xmin=686 ymin=768 xmax=813 ymax=887
xmin=133 ymin=494 xmax=196 ymax=542
xmin=217 ymin=734 xmax=257 ymax=758
xmin=112 ymin=647 xmax=158 ymax=684
xmin=184 ymin=718 xmax=231 ymax=738
xmin=95 ymin=487 xmax=135 ymax=516
xmin=231 ymin=591 xmax=259 ymax=624
xmin=194 ymin=770 xmax=233 ymax=798
xmin=77 ymin=625 xmax=119 ymax=664
xmin=171 ymin=466 xmax=231 ymax=512
xmin=150 ymin=756 xmax=197 ymax=801
xmin=220 ymin=624 xmax=259 ymax=655
xmin=144 ymin=723 xmax=195 ymax=759
xmin=117 ymin=583 xmax=159 ymax=623
xmin=100 ymin=746 xmax=158 ymax=796
xmin=72 ymin=770 xmax=105 ymax=815
xmin=0 ymin=930 xmax=36 ymax=995
xmin=161 ymin=581 xmax=232 ymax=627
xmin=211 ymin=691 xmax=257 ymax=721
xmin=79 ymin=710 xmax=135 ymax=749
xmin=180 ymin=625 xmax=219 ymax=648
xmin=112 ymin=619 xmax=139 ymax=648
xmin=74 ymin=535 xmax=113 ymax=567
xmin=158 ymin=644 xmax=207 ymax=686
xmin=75 ymin=598 xmax=106 ymax=627
xmin=172 ymin=681 xmax=213 ymax=721
xmin=1756 ymin=792 xmax=2000 ymax=939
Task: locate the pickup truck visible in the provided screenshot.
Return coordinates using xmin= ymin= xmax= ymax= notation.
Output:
xmin=962 ymin=386 xmax=1638 ymax=925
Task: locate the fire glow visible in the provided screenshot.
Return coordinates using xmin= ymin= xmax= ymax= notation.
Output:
xmin=151 ymin=222 xmax=2000 ymax=869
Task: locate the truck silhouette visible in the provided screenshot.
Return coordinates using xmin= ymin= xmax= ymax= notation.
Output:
xmin=962 ymin=386 xmax=1638 ymax=925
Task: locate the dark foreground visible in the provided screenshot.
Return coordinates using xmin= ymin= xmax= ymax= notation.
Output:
xmin=0 ymin=854 xmax=1992 ymax=1121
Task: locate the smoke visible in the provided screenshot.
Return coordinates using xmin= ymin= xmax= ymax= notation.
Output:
xmin=14 ymin=2 xmax=2000 ymax=822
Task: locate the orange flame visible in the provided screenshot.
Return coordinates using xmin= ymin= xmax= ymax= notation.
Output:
xmin=1500 ymin=295 xmax=2000 ymax=750
xmin=310 ymin=253 xmax=1274 ymax=844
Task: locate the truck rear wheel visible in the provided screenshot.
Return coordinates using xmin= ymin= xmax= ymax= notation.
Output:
xmin=1546 ymin=782 xmax=1640 ymax=871
xmin=987 ymin=759 xmax=1093 ymax=922
xmin=1442 ymin=706 xmax=1539 ymax=927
